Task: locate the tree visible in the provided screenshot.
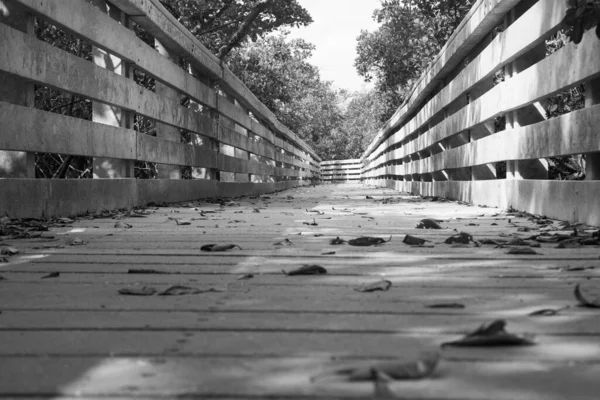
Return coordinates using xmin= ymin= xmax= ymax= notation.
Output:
xmin=160 ymin=0 xmax=312 ymax=59
xmin=355 ymin=0 xmax=475 ymax=120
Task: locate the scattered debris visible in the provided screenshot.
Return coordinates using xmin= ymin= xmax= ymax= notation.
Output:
xmin=66 ymin=237 xmax=87 ymax=246
xmin=354 ymin=280 xmax=392 ymax=292
xmin=574 ymin=283 xmax=600 ymax=308
xmin=507 ymin=248 xmax=538 ymax=255
xmin=426 ymin=303 xmax=465 ymax=309
xmin=201 ymin=244 xmax=242 ymax=252
xmin=237 ymin=273 xmax=254 ymax=280
xmin=348 ymin=236 xmax=392 ymax=246
xmin=306 ymin=209 xmax=325 ymax=215
xmin=175 ymin=219 xmax=192 ymax=226
xmin=283 ymin=264 xmax=327 ymax=276
xmin=312 ymin=352 xmax=439 ymax=382
xmin=158 ymin=285 xmax=224 ymax=296
xmin=114 ymin=221 xmax=133 ymax=229
xmin=322 ymin=251 xmax=336 ymax=255
xmin=0 ymin=246 xmax=18 ymax=255
xmin=303 ymin=219 xmax=318 ymax=226
xmin=41 ymin=272 xmax=60 ymax=279
xmin=402 ymin=235 xmax=427 ymax=246
xmin=274 ymin=239 xmax=294 ymax=247
xmin=529 ymin=307 xmax=569 ymax=316
xmin=330 ymin=237 xmax=346 ymax=245
xmin=441 ymin=320 xmax=535 ymax=347
xmin=444 ymin=232 xmax=473 ymax=245
xmin=416 ymin=219 xmax=443 ymax=229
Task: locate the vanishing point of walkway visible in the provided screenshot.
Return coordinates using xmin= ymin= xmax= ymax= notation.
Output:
xmin=1 ymin=183 xmax=599 ymax=399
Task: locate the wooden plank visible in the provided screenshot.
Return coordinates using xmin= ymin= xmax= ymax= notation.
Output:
xmin=0 ymin=102 xmax=136 ymax=159
xmin=1 ymin=357 xmax=599 ymax=399
xmin=136 ymin=134 xmax=219 ymax=168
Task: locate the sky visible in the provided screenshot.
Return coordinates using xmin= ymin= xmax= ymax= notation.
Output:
xmin=286 ymin=0 xmax=381 ymax=93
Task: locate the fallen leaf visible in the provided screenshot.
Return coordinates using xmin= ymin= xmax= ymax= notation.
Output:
xmin=283 ymin=264 xmax=327 ymax=276
xmin=237 ymin=273 xmax=254 ymax=280
xmin=0 ymin=246 xmax=18 ymax=255
xmin=322 ymin=251 xmax=336 ymax=255
xmin=128 ymin=269 xmax=168 ymax=274
xmin=354 ymin=280 xmax=392 ymax=292
xmin=114 ymin=221 xmax=132 ymax=229
xmin=201 ymin=244 xmax=242 ymax=252
xmin=66 ymin=237 xmax=87 ymax=246
xmin=426 ymin=303 xmax=465 ymax=309
xmin=41 ymin=272 xmax=60 ymax=279
xmin=529 ymin=307 xmax=569 ymax=316
xmin=348 ymin=236 xmax=392 ymax=246
xmin=574 ymin=283 xmax=600 ymax=308
xmin=416 ymin=219 xmax=443 ymax=229
xmin=366 ymin=196 xmax=374 ymax=200
xmin=330 ymin=237 xmax=346 ymax=245
xmin=444 ymin=232 xmax=472 ymax=244
xmin=59 ymin=217 xmax=75 ymax=224
xmin=507 ymin=248 xmax=538 ymax=255
xmin=158 ymin=285 xmax=224 ymax=296
xmin=303 ymin=219 xmax=318 ymax=226
xmin=441 ymin=319 xmax=535 ymax=347
xmin=562 ymin=265 xmax=595 ymax=272
xmin=175 ymin=220 xmax=192 ymax=226
xmin=274 ymin=239 xmax=294 ymax=247
xmin=306 ymin=209 xmax=324 ymax=215
xmin=371 ymin=368 xmax=396 ymax=399
xmin=403 ymin=235 xmax=427 ymax=246
xmin=312 ymin=352 xmax=439 ymax=382
xmin=118 ymin=286 xmax=157 ymax=296
xmin=0 ymin=257 xmax=8 ymax=263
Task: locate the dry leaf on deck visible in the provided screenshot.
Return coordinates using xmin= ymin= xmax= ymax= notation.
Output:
xmin=41 ymin=272 xmax=60 ymax=279
xmin=444 ymin=232 xmax=473 ymax=244
xmin=416 ymin=219 xmax=443 ymax=229
xmin=322 ymin=251 xmax=336 ymax=255
xmin=66 ymin=237 xmax=87 ymax=246
xmin=201 ymin=244 xmax=242 ymax=252
xmin=312 ymin=352 xmax=439 ymax=382
xmin=0 ymin=246 xmax=18 ymax=255
xmin=348 ymin=236 xmax=392 ymax=246
xmin=330 ymin=237 xmax=346 ymax=245
xmin=237 ymin=273 xmax=254 ymax=280
xmin=529 ymin=306 xmax=569 ymax=316
xmin=283 ymin=264 xmax=327 ymax=276
xmin=441 ymin=319 xmax=535 ymax=347
xmin=354 ymin=280 xmax=392 ymax=292
xmin=306 ymin=209 xmax=324 ymax=215
xmin=274 ymin=239 xmax=294 ymax=247
xmin=371 ymin=368 xmax=396 ymax=399
xmin=118 ymin=286 xmax=157 ymax=296
xmin=175 ymin=220 xmax=191 ymax=226
xmin=158 ymin=285 xmax=224 ymax=296
xmin=574 ymin=283 xmax=600 ymax=308
xmin=303 ymin=219 xmax=318 ymax=226
xmin=128 ymin=269 xmax=168 ymax=274
xmin=114 ymin=221 xmax=132 ymax=229
xmin=58 ymin=218 xmax=75 ymax=224
xmin=507 ymin=247 xmax=538 ymax=255
xmin=402 ymin=235 xmax=427 ymax=246
xmin=366 ymin=196 xmax=374 ymax=200
xmin=426 ymin=303 xmax=465 ymax=309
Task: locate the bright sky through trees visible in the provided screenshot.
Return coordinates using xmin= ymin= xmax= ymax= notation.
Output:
xmin=286 ymin=0 xmax=381 ymax=92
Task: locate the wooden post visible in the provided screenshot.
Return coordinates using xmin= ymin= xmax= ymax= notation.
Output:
xmin=154 ymin=39 xmax=182 ymax=179
xmin=585 ymin=78 xmax=600 ymax=180
xmin=0 ymin=0 xmax=35 ymax=178
xmin=91 ymin=0 xmax=133 ymax=178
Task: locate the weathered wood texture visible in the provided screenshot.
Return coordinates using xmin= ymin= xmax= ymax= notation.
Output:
xmin=321 ymin=160 xmax=363 ymax=182
xmin=354 ymin=0 xmax=600 ymax=226
xmin=0 ymin=0 xmax=319 ymax=218
xmin=1 ymin=184 xmax=599 ymax=399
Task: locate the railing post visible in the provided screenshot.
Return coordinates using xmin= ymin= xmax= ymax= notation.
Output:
xmin=154 ymin=39 xmax=182 ymax=179
xmin=585 ymin=79 xmax=600 ymax=179
xmin=91 ymin=0 xmax=133 ymax=178
xmin=0 ymin=0 xmax=34 ymax=178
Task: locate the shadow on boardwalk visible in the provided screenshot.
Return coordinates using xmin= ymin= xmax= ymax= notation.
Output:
xmin=1 ymin=183 xmax=599 ymax=399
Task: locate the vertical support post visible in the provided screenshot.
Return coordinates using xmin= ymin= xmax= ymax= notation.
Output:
xmin=154 ymin=39 xmax=182 ymax=179
xmin=0 ymin=0 xmax=35 ymax=178
xmin=91 ymin=0 xmax=133 ymax=178
xmin=585 ymin=79 xmax=600 ymax=180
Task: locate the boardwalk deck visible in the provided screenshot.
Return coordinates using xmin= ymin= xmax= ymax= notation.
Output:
xmin=1 ymin=183 xmax=600 ymax=399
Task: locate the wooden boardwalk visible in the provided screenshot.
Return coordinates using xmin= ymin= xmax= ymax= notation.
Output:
xmin=1 ymin=183 xmax=600 ymax=399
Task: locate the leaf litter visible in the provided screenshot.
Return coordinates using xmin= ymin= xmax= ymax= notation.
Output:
xmin=444 ymin=232 xmax=473 ymax=245
xmin=426 ymin=303 xmax=465 ymax=309
xmin=283 ymin=265 xmax=327 ymax=276
xmin=41 ymin=272 xmax=60 ymax=279
xmin=273 ymin=239 xmax=294 ymax=247
xmin=311 ymin=352 xmax=439 ymax=382
xmin=529 ymin=306 xmax=569 ymax=316
xmin=574 ymin=283 xmax=600 ymax=308
xmin=330 ymin=237 xmax=346 ymax=245
xmin=416 ymin=219 xmax=443 ymax=229
xmin=354 ymin=280 xmax=392 ymax=292
xmin=201 ymin=244 xmax=242 ymax=252
xmin=348 ymin=236 xmax=391 ymax=246
xmin=441 ymin=319 xmax=535 ymax=347
xmin=0 ymin=246 xmax=19 ymax=255
xmin=402 ymin=235 xmax=428 ymax=246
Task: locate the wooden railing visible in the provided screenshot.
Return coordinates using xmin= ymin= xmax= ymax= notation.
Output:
xmin=0 ymin=0 xmax=321 ymax=218
xmin=356 ymin=0 xmax=600 ymax=225
xmin=320 ymin=159 xmax=363 ymax=183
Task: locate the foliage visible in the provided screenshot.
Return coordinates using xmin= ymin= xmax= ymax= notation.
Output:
xmin=355 ymin=0 xmax=475 ymax=121
xmin=563 ymin=0 xmax=600 ymax=43
xmin=159 ymin=0 xmax=311 ymax=59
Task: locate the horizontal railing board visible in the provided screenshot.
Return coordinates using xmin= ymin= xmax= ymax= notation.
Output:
xmin=364 ymin=0 xmax=566 ymax=168
xmin=14 ymin=0 xmax=217 ymax=110
xmin=0 ymin=102 xmax=136 ymax=159
xmin=364 ymin=29 xmax=600 ymax=174
xmin=362 ymin=0 xmax=520 ymax=161
xmin=0 ymin=179 xmax=306 ymax=218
